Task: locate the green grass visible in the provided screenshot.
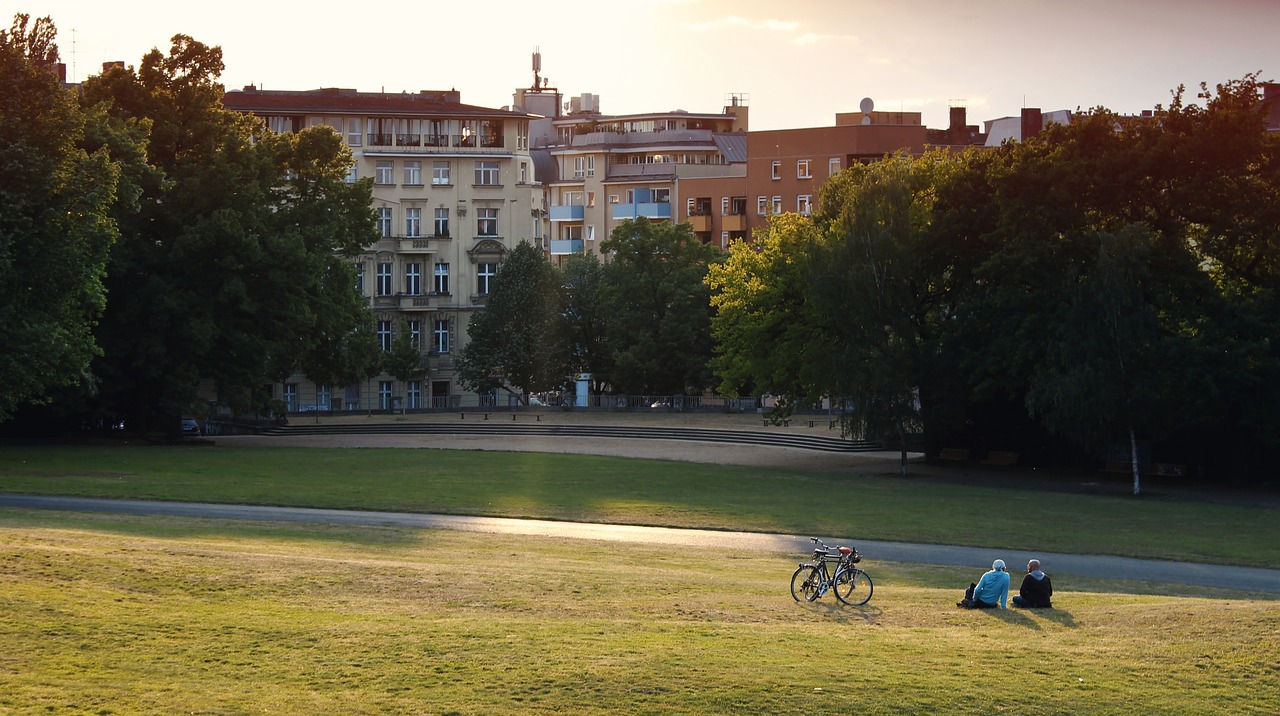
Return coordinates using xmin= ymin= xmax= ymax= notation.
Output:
xmin=1 ymin=510 xmax=1276 ymax=715
xmin=2 ymin=445 xmax=1278 ymax=567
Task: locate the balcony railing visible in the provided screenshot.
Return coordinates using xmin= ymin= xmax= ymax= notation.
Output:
xmin=611 ymin=202 xmax=671 ymax=221
xmin=550 ymin=239 xmax=585 ymax=255
xmin=722 ymin=214 xmax=747 ymax=232
xmin=687 ymin=215 xmax=712 ymax=232
xmin=549 ymin=205 xmax=585 ymax=221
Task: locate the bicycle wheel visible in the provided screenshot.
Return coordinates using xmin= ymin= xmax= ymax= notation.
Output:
xmin=834 ymin=567 xmax=874 ymax=605
xmin=791 ymin=565 xmax=822 ymax=602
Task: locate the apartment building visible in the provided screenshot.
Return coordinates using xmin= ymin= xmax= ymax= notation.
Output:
xmin=529 ymin=93 xmax=749 ymax=261
xmin=222 ymin=86 xmax=539 ymax=411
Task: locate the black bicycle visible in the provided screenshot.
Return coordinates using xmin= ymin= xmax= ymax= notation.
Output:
xmin=790 ymin=537 xmax=873 ymax=605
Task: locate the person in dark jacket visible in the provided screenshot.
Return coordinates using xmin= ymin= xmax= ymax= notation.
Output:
xmin=1011 ymin=559 xmax=1053 ymax=608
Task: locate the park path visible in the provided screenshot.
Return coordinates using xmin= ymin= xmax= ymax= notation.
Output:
xmin=3 ymin=494 xmax=1278 ymax=595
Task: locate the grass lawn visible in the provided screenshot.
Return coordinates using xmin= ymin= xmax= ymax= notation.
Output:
xmin=1 ymin=510 xmax=1276 ymax=715
xmin=1 ymin=445 xmax=1278 ymax=568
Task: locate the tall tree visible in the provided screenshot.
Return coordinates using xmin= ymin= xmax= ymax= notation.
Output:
xmin=383 ymin=317 xmax=427 ymax=406
xmin=806 ymin=153 xmax=945 ymax=473
xmin=76 ymin=34 xmax=377 ymax=430
xmin=558 ymin=252 xmax=612 ymax=393
xmin=0 ymin=14 xmax=122 ymax=421
xmin=599 ymin=218 xmax=720 ymax=396
xmin=456 ymin=241 xmax=564 ymax=402
xmin=706 ymin=213 xmax=827 ymax=405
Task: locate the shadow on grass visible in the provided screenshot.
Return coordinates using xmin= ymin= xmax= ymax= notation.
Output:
xmin=792 ymin=600 xmax=884 ymax=625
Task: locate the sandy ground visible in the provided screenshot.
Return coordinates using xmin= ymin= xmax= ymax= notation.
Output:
xmin=216 ymin=410 xmax=918 ymax=475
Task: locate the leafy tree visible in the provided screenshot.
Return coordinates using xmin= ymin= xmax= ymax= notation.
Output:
xmin=75 ymin=34 xmax=377 ymax=430
xmin=706 ymin=213 xmax=827 ymax=404
xmin=558 ymin=252 xmax=612 ymax=393
xmin=806 ymin=154 xmax=944 ymax=474
xmin=456 ymin=241 xmax=564 ymax=402
xmin=599 ymin=218 xmax=720 ymax=396
xmin=383 ymin=317 xmax=427 ymax=401
xmin=0 ymin=14 xmax=122 ymax=421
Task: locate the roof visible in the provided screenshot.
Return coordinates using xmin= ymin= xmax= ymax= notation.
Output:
xmin=221 ymin=87 xmax=530 ymax=119
xmin=713 ymin=133 xmax=747 ymax=163
xmin=530 ymin=149 xmax=558 ymax=184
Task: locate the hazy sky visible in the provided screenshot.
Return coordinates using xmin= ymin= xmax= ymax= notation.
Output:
xmin=20 ymin=0 xmax=1280 ymax=130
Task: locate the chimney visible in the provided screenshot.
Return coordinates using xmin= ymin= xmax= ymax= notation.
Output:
xmin=949 ymin=106 xmax=966 ymax=131
xmin=1021 ymin=107 xmax=1043 ymax=141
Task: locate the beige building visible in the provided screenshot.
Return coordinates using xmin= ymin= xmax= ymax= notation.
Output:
xmin=222 ymin=86 xmax=540 ymax=411
xmin=524 ymin=92 xmax=749 ymax=261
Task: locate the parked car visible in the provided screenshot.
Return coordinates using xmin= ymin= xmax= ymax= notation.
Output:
xmin=180 ymin=417 xmax=201 ymax=437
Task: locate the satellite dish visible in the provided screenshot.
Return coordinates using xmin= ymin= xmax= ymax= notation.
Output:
xmin=861 ymin=116 xmax=872 ymax=125
xmin=859 ymin=97 xmax=874 ymax=114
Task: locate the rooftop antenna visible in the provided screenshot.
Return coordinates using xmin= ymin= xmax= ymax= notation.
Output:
xmin=71 ymin=28 xmax=76 ymax=82
xmin=532 ymin=47 xmax=542 ymax=91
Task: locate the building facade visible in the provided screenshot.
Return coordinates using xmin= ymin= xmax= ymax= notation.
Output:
xmin=222 ymin=86 xmax=539 ymax=411
xmin=528 ymin=94 xmax=749 ymax=261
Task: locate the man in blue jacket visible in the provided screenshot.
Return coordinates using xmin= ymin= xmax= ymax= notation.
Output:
xmin=958 ymin=559 xmax=1010 ymax=609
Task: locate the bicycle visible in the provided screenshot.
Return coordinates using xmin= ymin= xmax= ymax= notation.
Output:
xmin=790 ymin=537 xmax=874 ymax=605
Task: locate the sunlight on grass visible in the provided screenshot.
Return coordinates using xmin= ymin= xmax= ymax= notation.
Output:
xmin=1 ymin=511 xmax=1276 ymax=714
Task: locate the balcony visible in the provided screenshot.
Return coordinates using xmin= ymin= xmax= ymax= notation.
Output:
xmin=687 ymin=214 xmax=712 ymax=232
xmin=549 ymin=205 xmax=585 ymax=221
xmin=722 ymin=214 xmax=747 ymax=232
xmin=611 ymin=202 xmax=671 ymax=221
xmin=550 ymin=239 xmax=585 ymax=255
xmin=397 ymin=237 xmax=439 ymax=253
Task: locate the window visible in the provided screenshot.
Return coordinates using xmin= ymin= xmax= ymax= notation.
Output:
xmin=405 ymin=262 xmax=422 ymax=295
xmin=798 ymin=159 xmax=811 ymax=178
xmin=433 ymin=262 xmax=450 ymax=295
xmin=828 ymin=157 xmax=841 ymax=176
xmin=316 ymin=384 xmax=331 ymax=411
xmin=407 ymin=380 xmax=422 ymax=409
xmin=474 ymin=160 xmax=499 ymax=186
xmin=771 ymin=160 xmax=781 ymax=180
xmin=480 ymin=119 xmax=504 ymax=148
xmin=771 ymin=196 xmax=782 ymax=215
xmin=345 ymin=165 xmax=357 ymax=184
xmin=376 ymin=207 xmax=392 ymax=237
xmin=517 ymin=121 xmax=529 ymax=150
xmin=587 ymin=225 xmax=596 ymax=242
xmin=375 ymin=160 xmax=394 ymax=185
xmin=477 ymin=207 xmax=498 ymax=236
xmin=686 ymin=198 xmax=696 ymax=216
xmin=519 ymin=161 xmax=528 ymax=184
xmin=396 ymin=118 xmax=421 ymax=147
xmin=563 ymin=225 xmax=583 ymax=241
xmin=367 ymin=118 xmax=393 ymax=146
xmin=432 ymin=319 xmax=450 ymax=353
xmin=731 ymin=196 xmax=747 ymax=215
xmin=653 ymin=188 xmax=670 ymax=203
xmin=405 ymin=208 xmax=421 ymax=238
xmin=377 ymin=263 xmax=393 ymax=296
xmin=346 ymin=118 xmax=362 ymax=146
xmin=354 ymin=262 xmax=364 ymax=293
xmin=798 ymin=195 xmax=812 ymax=215
xmin=756 ymin=196 xmax=768 ymax=215
xmin=377 ymin=320 xmax=393 ymax=351
xmin=404 ymin=161 xmax=422 ymax=185
xmin=586 ymin=156 xmax=595 ymax=177
xmin=573 ymin=157 xmax=585 ymax=179
xmin=477 ymin=262 xmax=497 ymax=295
xmin=432 ymin=161 xmax=451 ymax=186
xmin=283 ymin=383 xmax=298 ymax=412
xmin=408 ymin=319 xmax=421 ymax=347
xmin=721 ymin=197 xmax=730 ymax=215
xmin=378 ymin=380 xmax=393 ymax=410
xmin=434 ymin=208 xmax=449 ymax=237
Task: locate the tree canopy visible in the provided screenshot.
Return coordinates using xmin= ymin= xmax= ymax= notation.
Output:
xmin=0 ymin=14 xmax=121 ymax=421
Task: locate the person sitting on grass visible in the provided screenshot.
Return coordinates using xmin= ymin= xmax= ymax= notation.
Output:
xmin=1011 ymin=559 xmax=1053 ymax=608
xmin=958 ymin=559 xmax=1009 ymax=609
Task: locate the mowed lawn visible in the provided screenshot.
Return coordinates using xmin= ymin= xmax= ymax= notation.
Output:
xmin=1 ymin=444 xmax=1278 ymax=567
xmin=2 ymin=510 xmax=1277 ymax=715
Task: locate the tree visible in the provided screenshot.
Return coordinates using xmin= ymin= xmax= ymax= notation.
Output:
xmin=599 ymin=218 xmax=719 ymax=396
xmin=456 ymin=241 xmax=564 ymax=402
xmin=806 ymin=153 xmax=945 ymax=474
xmin=74 ymin=34 xmax=377 ymax=430
xmin=706 ymin=213 xmax=827 ymax=407
xmin=558 ymin=252 xmax=612 ymax=393
xmin=383 ymin=317 xmax=427 ymax=408
xmin=0 ymin=14 xmax=122 ymax=421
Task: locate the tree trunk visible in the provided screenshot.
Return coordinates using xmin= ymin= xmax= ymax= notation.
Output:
xmin=1129 ymin=426 xmax=1141 ymax=496
xmin=899 ymin=420 xmax=909 ymax=477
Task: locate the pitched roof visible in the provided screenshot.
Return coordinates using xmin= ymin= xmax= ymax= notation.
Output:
xmin=222 ymin=87 xmax=529 ymax=119
xmin=713 ymin=133 xmax=747 ymax=163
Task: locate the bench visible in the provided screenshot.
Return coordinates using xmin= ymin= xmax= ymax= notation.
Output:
xmin=762 ymin=418 xmax=791 ymax=427
xmin=938 ymin=448 xmax=970 ymax=462
xmin=459 ymin=413 xmax=491 ymax=420
xmin=981 ymin=451 xmax=1019 ymax=466
xmin=510 ymin=413 xmax=542 ymax=422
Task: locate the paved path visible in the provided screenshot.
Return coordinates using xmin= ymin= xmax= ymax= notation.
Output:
xmin=4 ymin=494 xmax=1278 ymax=595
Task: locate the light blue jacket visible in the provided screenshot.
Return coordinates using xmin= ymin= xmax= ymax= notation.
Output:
xmin=973 ymin=568 xmax=1010 ymax=608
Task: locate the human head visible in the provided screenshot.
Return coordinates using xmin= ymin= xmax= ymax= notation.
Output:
xmin=992 ymin=559 xmax=1006 ymax=572
xmin=1027 ymin=559 xmax=1041 ymax=572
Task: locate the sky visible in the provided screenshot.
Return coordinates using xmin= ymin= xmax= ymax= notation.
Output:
xmin=14 ymin=0 xmax=1280 ymax=131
